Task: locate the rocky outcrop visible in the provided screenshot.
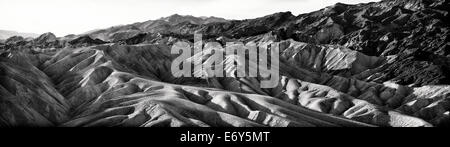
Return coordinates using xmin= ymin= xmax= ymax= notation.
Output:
xmin=68 ymin=35 xmax=108 ymax=47
xmin=79 ymin=0 xmax=450 ymax=87
xmin=87 ymin=14 xmax=228 ymax=42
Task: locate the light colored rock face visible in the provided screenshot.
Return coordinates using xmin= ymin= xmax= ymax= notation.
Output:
xmin=1 ymin=40 xmax=448 ymax=127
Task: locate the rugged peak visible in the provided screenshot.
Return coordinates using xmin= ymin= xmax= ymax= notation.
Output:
xmin=64 ymin=34 xmax=77 ymax=38
xmin=34 ymin=32 xmax=57 ymax=43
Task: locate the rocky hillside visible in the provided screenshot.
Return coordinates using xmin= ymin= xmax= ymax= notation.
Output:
xmin=86 ymin=14 xmax=229 ymax=42
xmin=1 ymin=0 xmax=449 ymax=127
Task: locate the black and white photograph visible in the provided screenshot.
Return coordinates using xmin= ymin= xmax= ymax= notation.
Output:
xmin=0 ymin=0 xmax=449 ymax=144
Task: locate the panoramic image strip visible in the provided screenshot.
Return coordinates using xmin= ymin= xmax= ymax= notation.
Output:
xmin=0 ymin=0 xmax=449 ymax=133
